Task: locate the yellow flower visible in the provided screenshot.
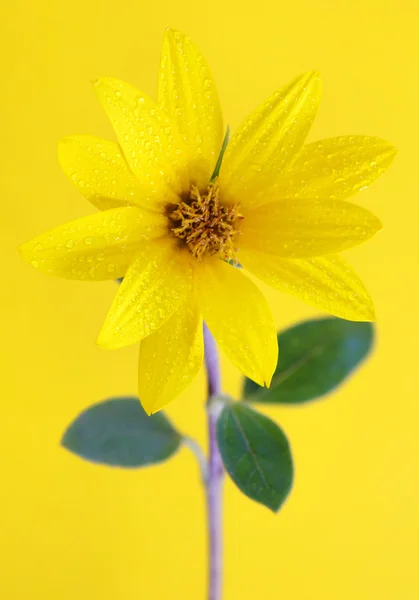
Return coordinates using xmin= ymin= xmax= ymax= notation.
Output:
xmin=19 ymin=29 xmax=396 ymax=414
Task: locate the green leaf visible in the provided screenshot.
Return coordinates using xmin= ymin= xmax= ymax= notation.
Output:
xmin=61 ymin=397 xmax=182 ymax=468
xmin=244 ymin=318 xmax=374 ymax=405
xmin=217 ymin=402 xmax=293 ymax=512
xmin=226 ymin=258 xmax=242 ymax=268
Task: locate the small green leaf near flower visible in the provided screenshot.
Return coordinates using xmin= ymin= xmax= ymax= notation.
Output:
xmin=61 ymin=397 xmax=182 ymax=467
xmin=243 ymin=317 xmax=374 ymax=405
xmin=216 ymin=402 xmax=293 ymax=512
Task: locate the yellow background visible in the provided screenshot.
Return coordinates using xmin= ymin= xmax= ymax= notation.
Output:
xmin=3 ymin=0 xmax=418 ymax=598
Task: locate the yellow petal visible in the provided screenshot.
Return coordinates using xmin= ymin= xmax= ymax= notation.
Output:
xmin=93 ymin=77 xmax=189 ymax=197
xmin=19 ymin=207 xmax=166 ymax=281
xmin=269 ymin=136 xmax=397 ymax=202
xmin=220 ymin=71 xmax=321 ymax=206
xmin=240 ymin=198 xmax=382 ymax=258
xmin=196 ymin=258 xmax=277 ymax=387
xmin=158 ymin=29 xmax=223 ymax=189
xmin=239 ymin=248 xmax=375 ymax=321
xmin=58 ymin=135 xmax=167 ymax=212
xmin=97 ymin=239 xmax=194 ymax=349
xmin=138 ymin=298 xmax=204 ymax=415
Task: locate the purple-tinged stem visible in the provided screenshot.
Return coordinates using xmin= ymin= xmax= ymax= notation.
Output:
xmin=203 ymin=323 xmax=222 ymax=397
xmin=203 ymin=323 xmax=224 ymax=600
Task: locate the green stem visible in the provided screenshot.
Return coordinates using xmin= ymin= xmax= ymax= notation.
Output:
xmin=210 ymin=127 xmax=230 ymax=182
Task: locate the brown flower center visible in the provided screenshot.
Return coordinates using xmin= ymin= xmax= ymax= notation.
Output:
xmin=168 ymin=179 xmax=243 ymax=262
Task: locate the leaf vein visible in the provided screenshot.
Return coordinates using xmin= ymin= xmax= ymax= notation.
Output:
xmin=229 ymin=408 xmax=270 ymax=490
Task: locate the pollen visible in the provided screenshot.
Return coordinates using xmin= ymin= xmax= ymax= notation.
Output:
xmin=168 ymin=179 xmax=243 ymax=262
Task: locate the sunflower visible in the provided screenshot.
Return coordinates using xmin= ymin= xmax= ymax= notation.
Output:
xmin=19 ymin=29 xmax=396 ymax=414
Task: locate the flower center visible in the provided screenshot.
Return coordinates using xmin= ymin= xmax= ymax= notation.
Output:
xmin=168 ymin=179 xmax=243 ymax=262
